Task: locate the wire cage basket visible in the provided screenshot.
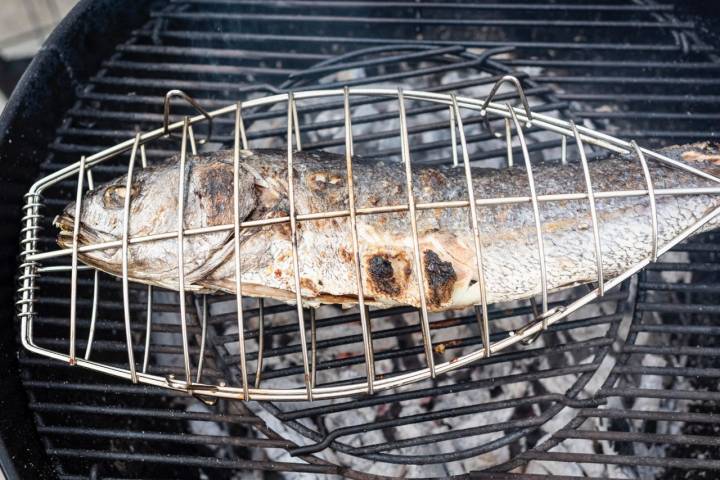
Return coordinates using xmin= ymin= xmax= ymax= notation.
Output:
xmin=16 ymin=76 xmax=720 ymax=402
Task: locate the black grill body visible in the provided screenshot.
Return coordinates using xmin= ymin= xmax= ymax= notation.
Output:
xmin=1 ymin=1 xmax=720 ymax=479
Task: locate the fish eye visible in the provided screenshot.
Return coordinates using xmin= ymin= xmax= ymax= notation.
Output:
xmin=103 ymin=185 xmax=128 ymax=209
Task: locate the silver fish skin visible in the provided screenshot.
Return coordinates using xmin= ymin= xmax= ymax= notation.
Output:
xmin=55 ymin=142 xmax=720 ymax=311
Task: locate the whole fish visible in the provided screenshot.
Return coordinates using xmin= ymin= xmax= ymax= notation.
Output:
xmin=55 ymin=142 xmax=720 ymax=311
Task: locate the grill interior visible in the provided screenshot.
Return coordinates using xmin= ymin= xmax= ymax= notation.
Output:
xmin=11 ymin=1 xmax=720 ymax=478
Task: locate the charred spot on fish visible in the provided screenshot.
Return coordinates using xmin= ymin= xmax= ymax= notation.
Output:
xmin=369 ymin=255 xmax=394 ymax=281
xmin=366 ymin=253 xmax=411 ymax=297
xmin=423 ymin=250 xmax=457 ymax=307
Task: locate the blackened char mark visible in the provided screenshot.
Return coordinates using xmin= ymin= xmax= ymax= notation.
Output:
xmin=423 ymin=250 xmax=457 ymax=307
xmin=368 ymin=254 xmax=400 ymax=296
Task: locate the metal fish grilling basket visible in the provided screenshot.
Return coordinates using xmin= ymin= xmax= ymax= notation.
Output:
xmin=17 ymin=76 xmax=720 ymax=402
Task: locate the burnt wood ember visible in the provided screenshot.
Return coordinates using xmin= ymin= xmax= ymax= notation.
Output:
xmin=1 ymin=0 xmax=720 ymax=479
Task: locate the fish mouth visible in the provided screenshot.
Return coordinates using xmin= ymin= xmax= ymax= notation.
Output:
xmin=54 ymin=213 xmax=75 ymax=249
xmin=54 ymin=213 xmax=108 ymax=249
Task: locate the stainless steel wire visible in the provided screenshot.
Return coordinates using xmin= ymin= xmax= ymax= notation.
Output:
xmin=142 ymin=284 xmax=153 ymax=374
xmin=16 ymin=78 xmax=720 ymax=401
xmin=286 ymin=92 xmax=314 ymax=399
xmin=176 ymin=119 xmax=193 ymax=384
xmin=121 ymin=135 xmax=141 ymax=383
xmin=505 ymin=118 xmax=513 ymax=168
xmin=571 ymin=121 xmax=605 ymax=296
xmin=83 ymin=169 xmax=99 ymax=361
xmin=343 ymin=86 xmax=376 ymax=393
xmin=451 ymin=92 xmax=490 ymax=358
xmin=139 ymin=144 xmax=153 ymax=374
xmin=310 ymin=308 xmax=317 ymax=389
xmin=398 ymin=87 xmax=436 ymax=377
xmin=68 ymin=155 xmax=85 ymax=365
xmin=633 ymin=140 xmax=660 ymax=262
xmin=449 ymin=106 xmax=458 ymax=168
xmin=233 ymin=101 xmax=250 ymax=400
xmin=254 ymin=299 xmax=264 ymax=389
xmin=196 ymin=295 xmax=208 ymax=383
xmin=507 ymin=104 xmax=549 ymax=322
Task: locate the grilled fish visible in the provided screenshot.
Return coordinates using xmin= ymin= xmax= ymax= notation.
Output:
xmin=55 ymin=142 xmax=720 ymax=311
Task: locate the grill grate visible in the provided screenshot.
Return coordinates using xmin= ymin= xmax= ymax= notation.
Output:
xmin=14 ymin=0 xmax=720 ymax=478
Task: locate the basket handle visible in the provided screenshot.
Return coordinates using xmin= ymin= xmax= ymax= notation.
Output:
xmin=163 ymin=89 xmax=213 ymax=144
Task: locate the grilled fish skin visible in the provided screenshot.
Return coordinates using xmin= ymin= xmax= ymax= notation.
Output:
xmin=55 ymin=142 xmax=720 ymax=311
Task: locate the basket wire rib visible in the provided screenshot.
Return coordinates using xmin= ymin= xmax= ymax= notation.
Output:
xmin=17 ymin=76 xmax=720 ymax=401
xmin=398 ymin=87 xmax=436 ymax=377
xmin=450 ymin=92 xmax=490 ymax=358
xmin=82 ymin=167 xmax=99 ymax=361
xmin=233 ymin=101 xmax=250 ymax=400
xmin=508 ymin=103 xmax=549 ymax=321
xmin=68 ymin=155 xmax=85 ymax=366
xmin=571 ymin=120 xmax=605 ymax=297
xmin=343 ymin=86 xmax=376 ymax=394
xmin=286 ymin=91 xmax=314 ymax=399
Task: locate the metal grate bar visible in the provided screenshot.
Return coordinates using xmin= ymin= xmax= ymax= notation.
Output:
xmin=102 ymin=59 xmax=297 ymax=77
xmin=577 ymin=408 xmax=720 ymax=424
xmin=132 ymin=29 xmax=710 ymax=53
xmin=152 ymin=11 xmax=695 ymax=29
xmin=46 ymin=448 xmax=339 ymax=473
xmin=519 ymin=452 xmax=720 ymax=470
xmin=89 ymin=75 xmax=280 ymax=93
xmin=39 ymin=426 xmax=291 ymax=448
xmin=117 ymin=43 xmax=328 ymax=61
xmin=173 ymin=0 xmax=676 ymax=13
xmin=536 ymin=75 xmax=720 ymax=86
xmin=620 ymin=344 xmax=720 ymax=356
xmin=506 ymin=59 xmax=720 ymax=69
xmin=558 ymin=93 xmax=720 ymax=104
xmin=555 ymin=429 xmax=720 ymax=447
xmin=472 ymin=474 xmax=615 ymax=480
xmin=598 ymin=388 xmax=720 ymax=402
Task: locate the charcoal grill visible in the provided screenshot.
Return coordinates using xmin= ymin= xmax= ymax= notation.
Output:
xmin=1 ymin=1 xmax=720 ymax=479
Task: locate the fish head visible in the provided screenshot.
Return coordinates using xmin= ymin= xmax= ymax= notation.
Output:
xmin=54 ymin=155 xmax=262 ymax=267
xmin=55 ymin=171 xmax=147 ymax=251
